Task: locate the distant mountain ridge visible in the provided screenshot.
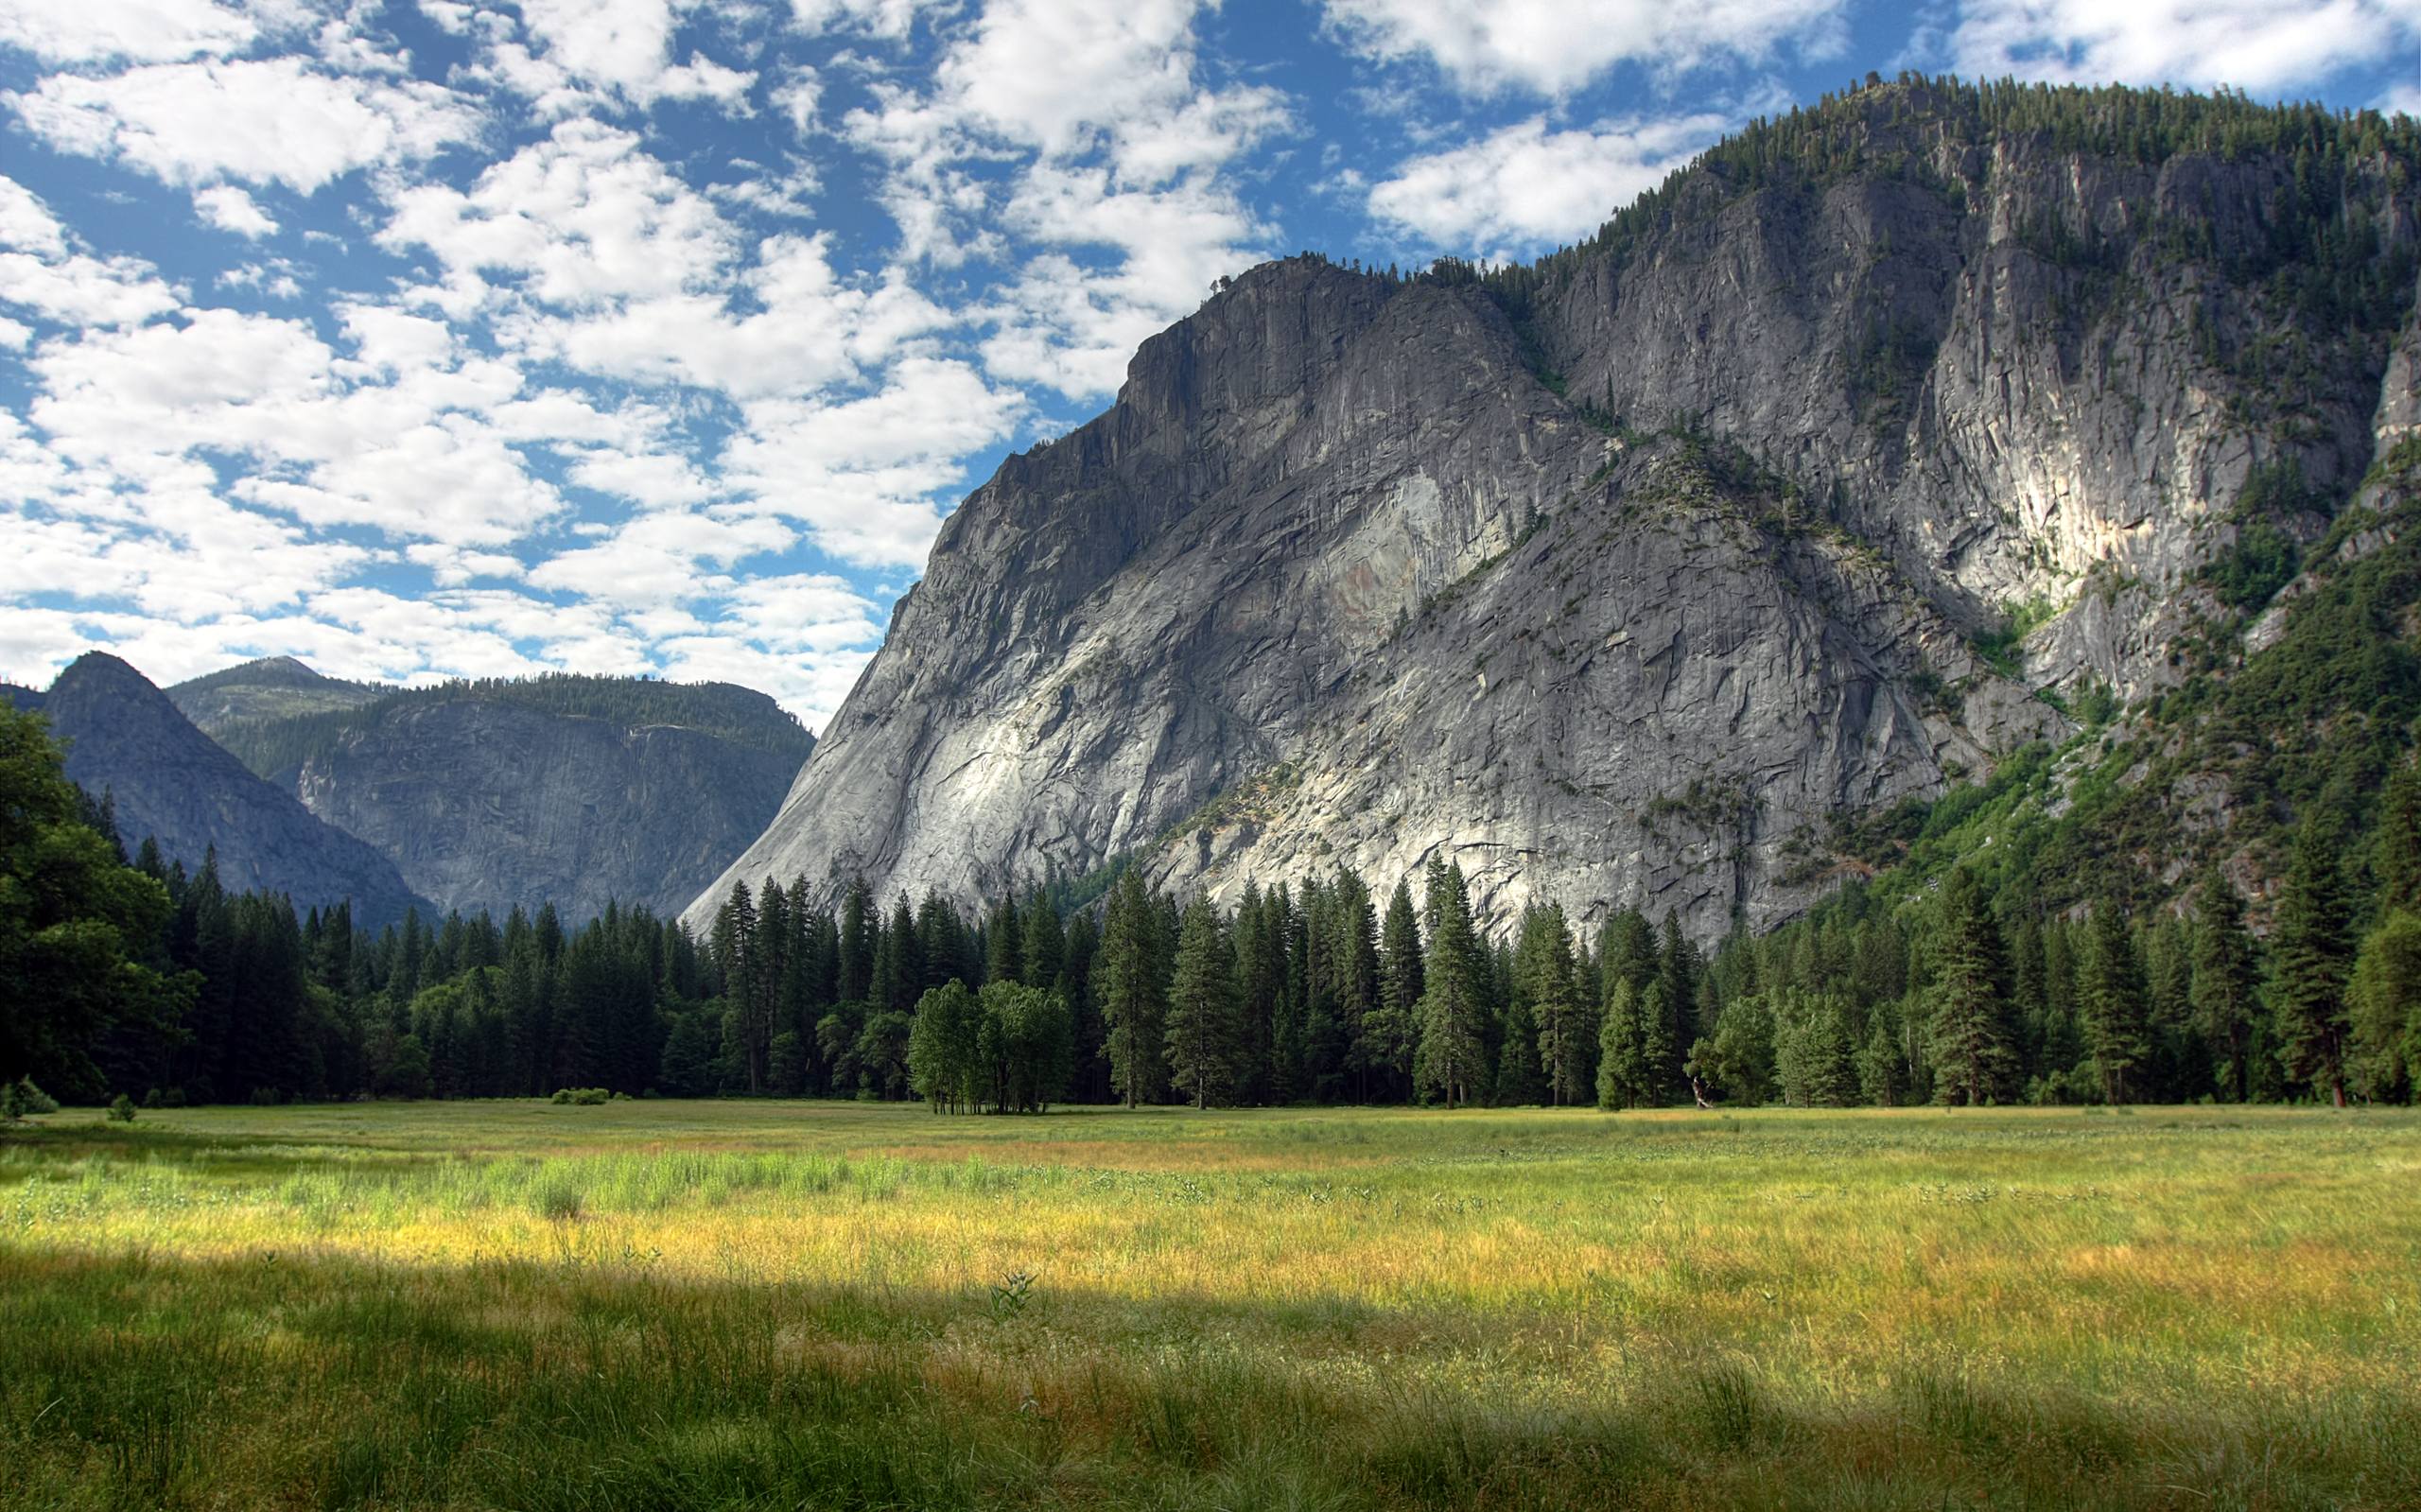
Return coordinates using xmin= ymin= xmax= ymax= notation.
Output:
xmin=167 ymin=662 xmax=815 ymax=924
xmin=3 ymin=652 xmax=429 ymax=928
xmin=168 ymin=656 xmax=385 ymax=736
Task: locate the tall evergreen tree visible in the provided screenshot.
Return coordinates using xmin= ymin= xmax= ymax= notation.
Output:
xmin=1928 ymin=868 xmax=2015 ymax=1105
xmin=1519 ymin=904 xmax=1591 ymax=1106
xmin=1165 ymin=896 xmax=1241 ymax=1108
xmin=1413 ymin=860 xmax=1488 ymax=1107
xmin=1097 ymin=872 xmax=1167 ymax=1106
xmin=837 ymin=877 xmax=876 ymax=1003
xmin=2273 ymin=814 xmax=2357 ymax=1106
xmin=2080 ymin=898 xmax=2150 ymax=1104
xmin=1595 ymin=978 xmax=1658 ymax=1110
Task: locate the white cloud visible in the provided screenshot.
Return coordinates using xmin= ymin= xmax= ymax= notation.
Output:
xmin=9 ymin=58 xmax=483 ymax=194
xmin=1950 ymin=0 xmax=2421 ymax=94
xmin=723 ymin=356 xmax=1023 ymax=564
xmin=789 ymin=0 xmax=949 ymax=41
xmin=0 ymin=252 xmax=183 ymax=326
xmin=473 ymin=0 xmax=758 ymax=114
xmin=377 ymin=117 xmax=733 ymax=307
xmin=1367 ymin=112 xmax=1726 ymax=252
xmin=0 ymin=176 xmax=71 ymax=257
xmin=0 ymin=0 xmax=263 ymax=64
xmin=984 ymin=165 xmax=1266 ymax=395
xmin=193 ymin=183 xmax=278 ymax=237
xmin=528 ymin=509 xmax=794 ymax=608
xmin=1318 ymin=0 xmax=1850 ymax=96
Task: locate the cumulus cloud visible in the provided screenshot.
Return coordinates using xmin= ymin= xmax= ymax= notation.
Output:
xmin=722 ymin=356 xmax=1025 ymax=565
xmin=193 ymin=183 xmax=278 ymax=237
xmin=1367 ymin=112 xmax=1726 ymax=252
xmin=9 ymin=57 xmax=484 ymax=193
xmin=1318 ymin=0 xmax=1850 ymax=96
xmin=0 ymin=176 xmax=71 ymax=257
xmin=469 ymin=0 xmax=758 ymax=115
xmin=0 ymin=0 xmax=263 ymax=64
xmin=1949 ymin=0 xmax=2421 ymax=94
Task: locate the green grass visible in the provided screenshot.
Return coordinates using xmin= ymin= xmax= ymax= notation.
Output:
xmin=4 ymin=1102 xmax=2418 ymax=1508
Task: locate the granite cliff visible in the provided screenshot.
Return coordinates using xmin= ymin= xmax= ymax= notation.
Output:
xmin=193 ymin=671 xmax=814 ymax=924
xmin=3 ymin=653 xmax=428 ymax=927
xmin=673 ymin=80 xmax=2421 ymax=937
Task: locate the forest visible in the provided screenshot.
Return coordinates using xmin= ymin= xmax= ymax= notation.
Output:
xmin=6 ymin=681 xmax=2415 ymax=1118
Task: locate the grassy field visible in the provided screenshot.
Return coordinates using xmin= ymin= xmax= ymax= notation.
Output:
xmin=2 ymin=1102 xmax=2416 ymax=1510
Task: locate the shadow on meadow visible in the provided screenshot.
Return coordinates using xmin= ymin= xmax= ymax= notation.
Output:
xmin=4 ymin=1236 xmax=2417 ymax=1512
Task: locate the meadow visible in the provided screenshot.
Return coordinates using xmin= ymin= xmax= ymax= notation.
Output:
xmin=2 ymin=1101 xmax=2416 ymax=1510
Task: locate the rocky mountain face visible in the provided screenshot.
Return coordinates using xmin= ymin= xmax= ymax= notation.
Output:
xmin=3 ymin=653 xmax=428 ymax=927
xmin=168 ymin=656 xmax=384 ymax=737
xmin=202 ymin=677 xmax=814 ymax=924
xmin=682 ymin=81 xmax=2421 ymax=940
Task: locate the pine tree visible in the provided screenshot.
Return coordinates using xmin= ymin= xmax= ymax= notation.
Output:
xmin=2273 ymin=815 xmax=2357 ymax=1106
xmin=1518 ymin=904 xmax=1591 ymax=1105
xmin=2376 ymin=763 xmax=2421 ymax=914
xmin=1495 ymin=993 xmax=1546 ymax=1105
xmin=1928 ymin=868 xmax=2015 ymax=1105
xmin=1097 ymin=872 xmax=1167 ymax=1106
xmin=1019 ymin=890 xmax=1065 ymax=992
xmin=1775 ymin=989 xmax=1858 ymax=1106
xmin=837 ymin=877 xmax=875 ymax=1003
xmin=2080 ymin=898 xmax=2150 ymax=1104
xmin=1165 ymin=896 xmax=1241 ymax=1108
xmin=1328 ymin=870 xmax=1383 ymax=1101
xmin=984 ymin=895 xmax=1023 ymax=988
xmin=1370 ymin=879 xmax=1424 ymax=1100
xmin=2348 ymin=910 xmax=2421 ymax=1101
xmin=1595 ymin=978 xmax=1657 ymax=1109
xmin=1413 ymin=860 xmax=1488 ymax=1107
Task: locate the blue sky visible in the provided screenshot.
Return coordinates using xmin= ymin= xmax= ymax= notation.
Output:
xmin=4 ymin=0 xmax=2416 ymax=726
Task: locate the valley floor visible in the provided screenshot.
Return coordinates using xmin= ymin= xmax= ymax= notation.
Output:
xmin=3 ymin=1101 xmax=2416 ymax=1509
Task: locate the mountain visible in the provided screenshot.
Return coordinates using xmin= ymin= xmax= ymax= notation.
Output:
xmin=689 ymin=78 xmax=2421 ymax=941
xmin=1 ymin=653 xmax=428 ymax=927
xmin=200 ymin=673 xmax=814 ymax=924
xmin=168 ymin=656 xmax=386 ymax=737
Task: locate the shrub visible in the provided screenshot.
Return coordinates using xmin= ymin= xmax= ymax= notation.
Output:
xmin=549 ymin=1087 xmax=611 ymax=1105
xmin=107 ymin=1094 xmax=138 ymax=1123
xmin=12 ymin=1079 xmax=61 ymax=1115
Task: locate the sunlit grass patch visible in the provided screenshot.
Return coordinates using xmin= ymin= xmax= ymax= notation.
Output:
xmin=2 ymin=1101 xmax=2416 ymax=1508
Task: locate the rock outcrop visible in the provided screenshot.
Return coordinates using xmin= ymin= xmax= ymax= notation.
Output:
xmin=692 ymin=82 xmax=2421 ymax=940
xmin=288 ymin=692 xmax=809 ymax=924
xmin=4 ymin=653 xmax=428 ymax=927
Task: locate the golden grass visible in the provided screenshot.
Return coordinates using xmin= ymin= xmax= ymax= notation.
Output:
xmin=4 ymin=1101 xmax=2418 ymax=1508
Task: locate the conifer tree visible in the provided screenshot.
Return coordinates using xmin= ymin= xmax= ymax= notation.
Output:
xmin=1370 ymin=879 xmax=1423 ymax=1099
xmin=836 ymin=877 xmax=875 ymax=1003
xmin=1019 ymin=889 xmax=1064 ymax=991
xmin=1097 ymin=872 xmax=1167 ymax=1106
xmin=1595 ymin=978 xmax=1657 ymax=1109
xmin=2273 ymin=814 xmax=2357 ymax=1106
xmin=1495 ymin=991 xmax=1546 ymax=1104
xmin=1165 ymin=896 xmax=1241 ymax=1108
xmin=984 ymin=895 xmax=1023 ymax=989
xmin=1928 ymin=868 xmax=2015 ymax=1105
xmin=1519 ymin=904 xmax=1591 ymax=1105
xmin=2376 ymin=762 xmax=2421 ymax=915
xmin=1413 ymin=860 xmax=1488 ymax=1107
xmin=2080 ymin=898 xmax=2150 ymax=1104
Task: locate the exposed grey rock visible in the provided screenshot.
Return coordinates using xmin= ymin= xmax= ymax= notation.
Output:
xmin=284 ymin=688 xmax=809 ymax=924
xmin=692 ymin=84 xmax=2419 ymax=942
xmin=4 ymin=653 xmax=427 ymax=927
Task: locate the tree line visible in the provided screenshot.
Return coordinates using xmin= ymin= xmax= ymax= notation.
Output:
xmin=6 ymin=697 xmax=2418 ymax=1112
